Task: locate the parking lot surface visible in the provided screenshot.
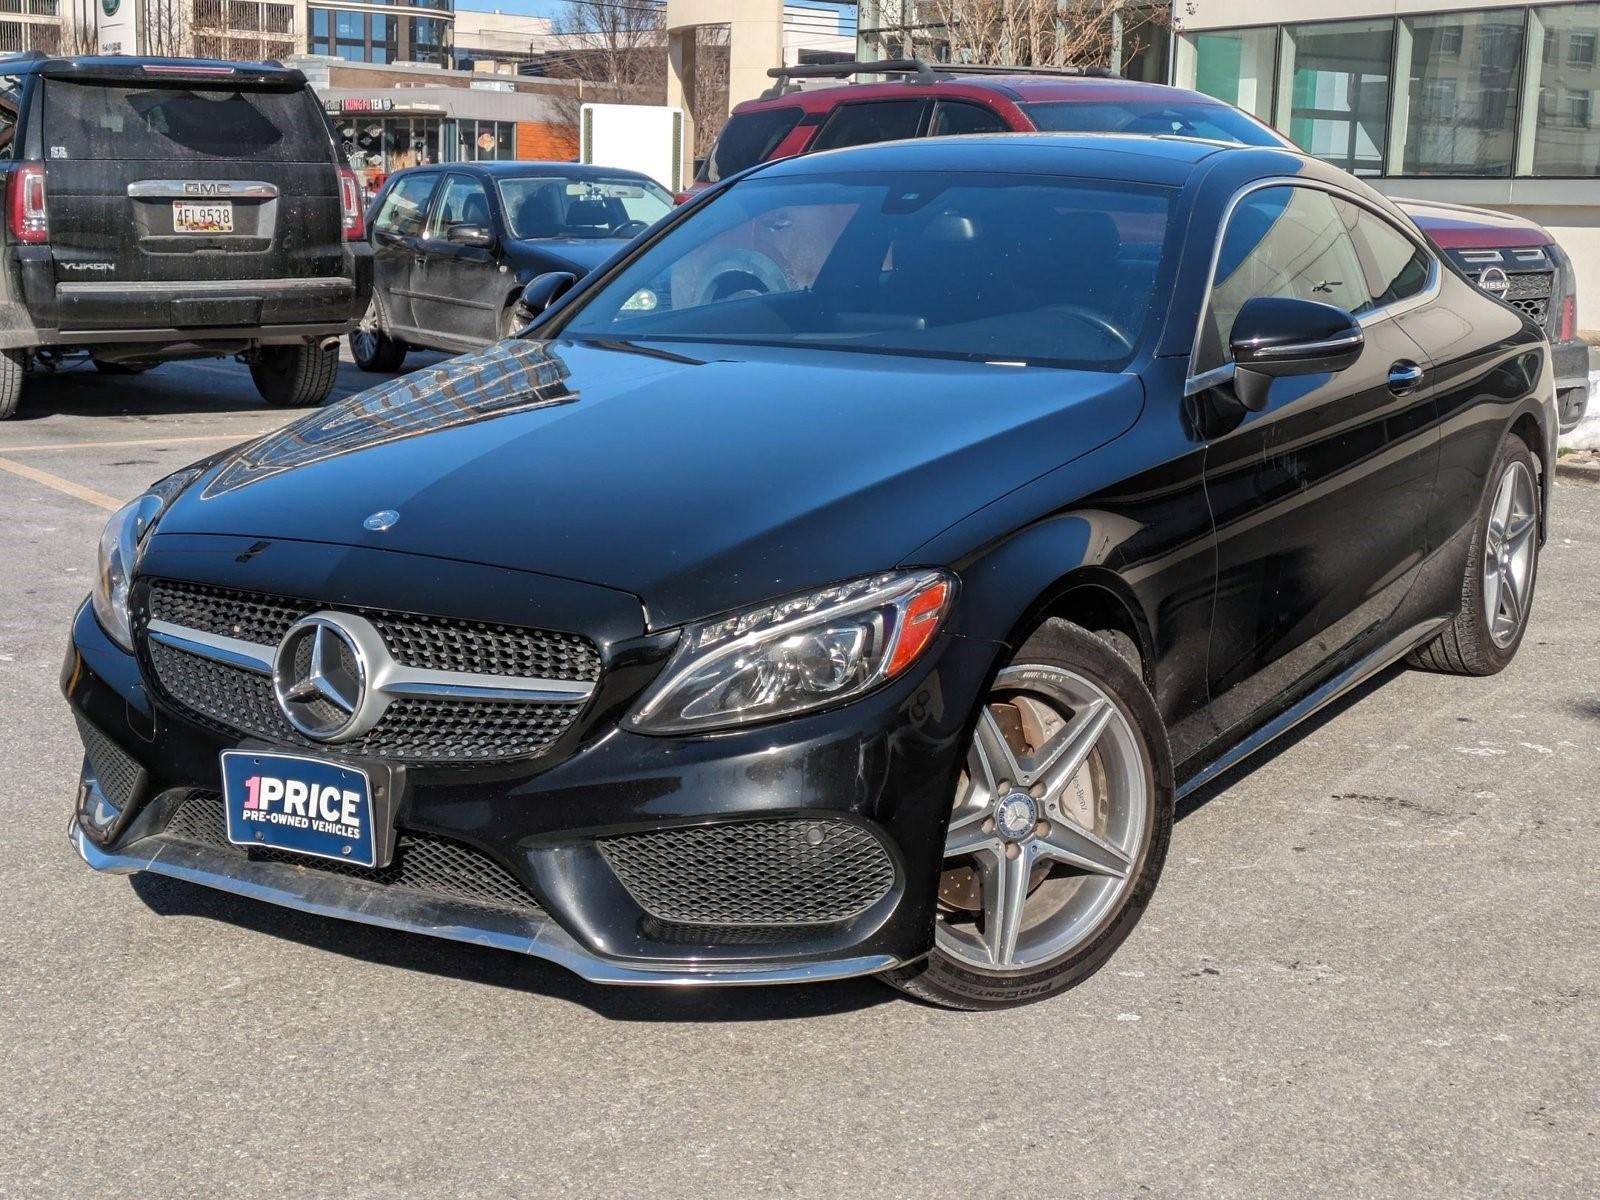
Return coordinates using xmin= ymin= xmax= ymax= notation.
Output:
xmin=1 ymin=356 xmax=1596 ymax=1198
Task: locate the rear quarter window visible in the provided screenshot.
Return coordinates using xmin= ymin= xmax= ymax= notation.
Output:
xmin=43 ymin=82 xmax=334 ymax=163
xmin=704 ymin=107 xmax=804 ymax=182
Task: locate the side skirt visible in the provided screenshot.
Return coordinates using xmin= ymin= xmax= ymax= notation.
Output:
xmin=1176 ymin=617 xmax=1447 ymax=801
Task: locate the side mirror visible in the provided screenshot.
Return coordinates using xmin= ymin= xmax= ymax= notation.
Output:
xmin=1227 ymin=296 xmax=1364 ymax=411
xmin=446 ymin=224 xmax=495 ymax=249
xmin=513 ymin=271 xmax=578 ymax=329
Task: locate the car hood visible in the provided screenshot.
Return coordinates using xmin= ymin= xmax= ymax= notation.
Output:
xmin=514 ymin=238 xmax=627 ymax=275
xmin=1395 ymin=198 xmax=1551 ymax=251
xmin=161 ymin=338 xmax=1142 ymax=627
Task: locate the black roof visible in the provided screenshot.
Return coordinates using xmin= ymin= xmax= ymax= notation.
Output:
xmin=1 ymin=52 xmax=305 ymax=87
xmin=754 ymin=132 xmax=1301 ymax=189
xmin=396 ymin=161 xmax=665 ymax=184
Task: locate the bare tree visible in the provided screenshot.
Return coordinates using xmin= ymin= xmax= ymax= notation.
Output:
xmin=543 ymin=0 xmax=668 ymax=140
xmin=142 ymin=0 xmax=194 ymax=58
xmin=919 ymin=0 xmax=1170 ymax=71
xmin=689 ymin=24 xmax=730 ymax=161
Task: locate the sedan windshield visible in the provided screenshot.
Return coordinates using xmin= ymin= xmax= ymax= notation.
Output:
xmin=1024 ymin=100 xmax=1285 ymax=147
xmin=498 ymin=176 xmax=674 ymax=240
xmin=558 ymin=172 xmax=1172 ymax=370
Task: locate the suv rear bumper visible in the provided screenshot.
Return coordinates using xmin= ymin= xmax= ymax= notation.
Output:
xmin=1 ymin=244 xmax=373 ymax=350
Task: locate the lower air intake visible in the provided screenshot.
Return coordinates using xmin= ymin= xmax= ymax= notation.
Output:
xmin=75 ymin=714 xmax=146 ymax=812
xmin=598 ymin=818 xmax=896 ymax=927
xmin=161 ymin=791 xmax=544 ymax=916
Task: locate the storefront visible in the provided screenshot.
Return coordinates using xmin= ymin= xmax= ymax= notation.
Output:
xmin=310 ymin=79 xmax=573 ymax=196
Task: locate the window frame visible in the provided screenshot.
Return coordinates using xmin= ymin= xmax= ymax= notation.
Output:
xmin=808 ymin=98 xmax=932 ymax=153
xmin=423 ymin=171 xmax=493 ymax=243
xmin=372 ymin=169 xmax=441 ymax=240
xmin=1185 ymin=176 xmax=1441 ymax=396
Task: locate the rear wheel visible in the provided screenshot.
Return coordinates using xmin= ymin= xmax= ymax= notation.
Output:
xmin=882 ymin=620 xmax=1173 ymax=1010
xmin=250 ymin=342 xmax=339 ymax=408
xmin=1409 ymin=437 xmax=1540 ymax=676
xmin=350 ymin=298 xmax=406 ymax=373
xmin=0 ymin=347 xmax=26 ymax=419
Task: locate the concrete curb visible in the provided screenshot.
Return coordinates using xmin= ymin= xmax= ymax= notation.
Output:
xmin=1555 ymin=455 xmax=1600 ymax=486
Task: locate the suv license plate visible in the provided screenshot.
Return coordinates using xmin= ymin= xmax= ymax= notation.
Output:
xmin=173 ymin=200 xmax=233 ymax=233
xmin=221 ymin=750 xmax=377 ymax=867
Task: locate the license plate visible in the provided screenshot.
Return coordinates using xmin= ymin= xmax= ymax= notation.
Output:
xmin=173 ymin=200 xmax=233 ymax=233
xmin=221 ymin=750 xmax=377 ymax=867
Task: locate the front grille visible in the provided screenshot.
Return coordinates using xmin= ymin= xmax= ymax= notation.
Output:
xmin=1447 ymin=247 xmax=1557 ymax=335
xmin=1508 ymin=296 xmax=1549 ymax=325
xmin=161 ymin=791 xmax=544 ymax=916
xmin=141 ymin=578 xmax=599 ymax=764
xmin=599 ymin=819 xmax=896 ymax=927
xmin=147 ymin=640 xmax=581 ymax=762
xmin=147 ymin=579 xmax=602 ymax=682
xmin=75 ymin=714 xmax=145 ymax=811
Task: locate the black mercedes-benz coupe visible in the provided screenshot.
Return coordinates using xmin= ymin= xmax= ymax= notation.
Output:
xmin=63 ymin=135 xmax=1555 ymax=1009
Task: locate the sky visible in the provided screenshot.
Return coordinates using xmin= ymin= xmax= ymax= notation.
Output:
xmin=454 ymin=0 xmax=858 ymax=32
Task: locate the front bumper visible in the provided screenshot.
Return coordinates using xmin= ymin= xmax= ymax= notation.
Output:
xmin=63 ymin=581 xmax=992 ymax=985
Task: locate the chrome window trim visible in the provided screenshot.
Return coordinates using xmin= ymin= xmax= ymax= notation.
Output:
xmin=145 ymin=617 xmax=596 ymax=704
xmin=1183 ymin=175 xmax=1442 ymax=394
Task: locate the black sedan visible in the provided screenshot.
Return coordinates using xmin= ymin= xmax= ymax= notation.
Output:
xmin=64 ymin=135 xmax=1555 ymax=1009
xmin=351 ymin=161 xmax=673 ymax=369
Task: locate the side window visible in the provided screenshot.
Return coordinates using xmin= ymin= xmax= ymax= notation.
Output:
xmin=928 ymin=100 xmax=1010 ymax=137
xmin=425 ymin=174 xmax=491 ymax=240
xmin=1339 ymin=200 xmax=1433 ymax=308
xmin=373 ymin=173 xmax=439 ymax=238
xmin=811 ymin=100 xmax=926 ymax=152
xmin=1197 ymin=185 xmax=1372 ymax=373
xmin=704 ymin=107 xmax=803 ymax=182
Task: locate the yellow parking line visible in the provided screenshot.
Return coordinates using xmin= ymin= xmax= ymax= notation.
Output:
xmin=0 ymin=433 xmax=252 ymax=454
xmin=0 ymin=455 xmax=121 ymax=511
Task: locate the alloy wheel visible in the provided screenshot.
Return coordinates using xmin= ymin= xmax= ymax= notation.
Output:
xmin=935 ymin=664 xmax=1149 ymax=974
xmin=352 ymin=298 xmax=382 ymax=363
xmin=1482 ymin=460 xmax=1537 ymax=650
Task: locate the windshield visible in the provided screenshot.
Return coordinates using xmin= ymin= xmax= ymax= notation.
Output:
xmin=559 ymin=171 xmax=1172 ymax=370
xmin=497 ymin=176 xmax=674 ymax=240
xmin=1024 ymin=100 xmax=1286 ymax=147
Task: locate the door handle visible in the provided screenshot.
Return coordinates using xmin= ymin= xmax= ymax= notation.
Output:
xmin=1387 ymin=361 xmax=1424 ymax=396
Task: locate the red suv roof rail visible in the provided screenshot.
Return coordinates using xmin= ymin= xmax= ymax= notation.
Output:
xmin=759 ymin=57 xmax=1113 ymax=100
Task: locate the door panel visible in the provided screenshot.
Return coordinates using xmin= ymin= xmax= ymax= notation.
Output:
xmin=410 ymin=172 xmax=502 ymax=344
xmin=1196 ymin=185 xmax=1439 ymax=740
xmin=369 ymin=171 xmax=440 ymax=331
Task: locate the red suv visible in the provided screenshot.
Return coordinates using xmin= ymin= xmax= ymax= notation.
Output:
xmin=685 ymin=60 xmax=1589 ymax=432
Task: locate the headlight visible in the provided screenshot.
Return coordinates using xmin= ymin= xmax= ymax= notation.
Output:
xmin=91 ymin=468 xmax=200 ymax=651
xmin=626 ymin=570 xmax=954 ymax=735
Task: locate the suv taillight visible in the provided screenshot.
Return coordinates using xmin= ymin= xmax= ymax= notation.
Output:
xmin=337 ymin=168 xmax=364 ymax=240
xmin=8 ymin=163 xmax=47 ymax=244
xmin=1558 ymin=294 xmax=1577 ymax=342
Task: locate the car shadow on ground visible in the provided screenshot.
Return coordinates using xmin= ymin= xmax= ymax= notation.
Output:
xmin=127 ymin=872 xmax=897 ymax=1022
xmin=11 ymin=362 xmax=280 ymax=420
xmin=124 ymin=663 xmax=1413 ymax=1021
xmin=1174 ymin=662 xmax=1404 ymax=820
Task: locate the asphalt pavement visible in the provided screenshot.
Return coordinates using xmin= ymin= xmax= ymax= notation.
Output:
xmin=0 ymin=352 xmax=1596 ymax=1198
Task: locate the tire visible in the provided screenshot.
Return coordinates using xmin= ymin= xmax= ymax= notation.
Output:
xmin=881 ymin=619 xmax=1174 ymax=1010
xmin=0 ymin=347 xmax=25 ymax=419
xmin=93 ymin=360 xmax=152 ymax=375
xmin=1408 ymin=436 xmax=1541 ymax=676
xmin=349 ymin=298 xmax=407 ymax=373
xmin=250 ymin=342 xmax=339 ymax=408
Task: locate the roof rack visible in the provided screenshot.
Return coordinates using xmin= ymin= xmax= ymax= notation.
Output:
xmin=759 ymin=56 xmax=1113 ymax=99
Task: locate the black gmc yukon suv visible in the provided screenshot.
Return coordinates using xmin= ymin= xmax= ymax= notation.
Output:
xmin=0 ymin=54 xmax=372 ymax=418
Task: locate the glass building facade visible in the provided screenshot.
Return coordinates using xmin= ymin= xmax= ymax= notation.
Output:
xmin=308 ymin=2 xmax=455 ymax=67
xmin=1179 ymin=2 xmax=1600 ymax=177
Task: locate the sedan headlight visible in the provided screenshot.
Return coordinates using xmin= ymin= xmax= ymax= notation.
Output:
xmin=91 ymin=468 xmax=200 ymax=651
xmin=627 ymin=570 xmax=954 ymax=735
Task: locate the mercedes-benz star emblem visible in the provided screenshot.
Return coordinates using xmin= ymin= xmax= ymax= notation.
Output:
xmin=363 ymin=509 xmax=400 ymax=532
xmin=273 ymin=615 xmax=370 ymax=742
xmin=1477 ymin=266 xmax=1510 ymax=298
